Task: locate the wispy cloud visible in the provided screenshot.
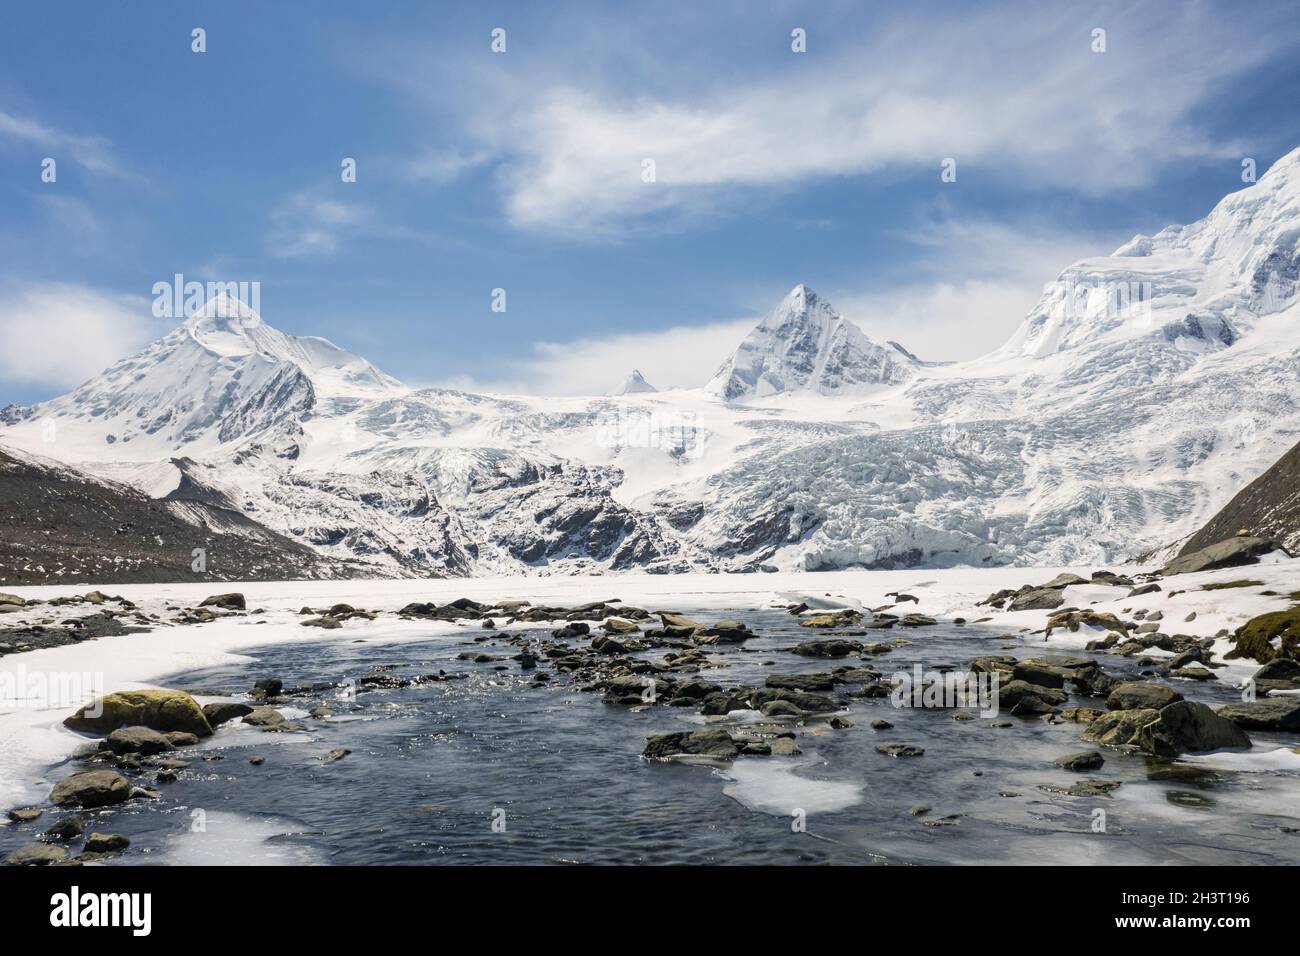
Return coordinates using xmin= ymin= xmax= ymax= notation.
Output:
xmin=436 ymin=318 xmax=757 ymax=396
xmin=832 ymin=214 xmax=1112 ymax=360
xmin=266 ymin=187 xmax=439 ymax=258
xmin=438 ymin=212 xmax=1113 ymax=394
xmin=403 ymin=147 xmax=493 ymax=184
xmin=373 ymin=3 xmax=1298 ymax=236
xmin=267 ymin=190 xmax=373 ymax=258
xmin=0 ymin=108 xmax=123 ymax=177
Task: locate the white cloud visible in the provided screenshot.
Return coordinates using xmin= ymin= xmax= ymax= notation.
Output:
xmin=0 ymin=108 xmax=123 ymax=177
xmin=441 ymin=214 xmax=1114 ymax=394
xmin=403 ymin=147 xmax=492 ymax=184
xmin=428 ymin=4 xmax=1294 ymax=235
xmin=0 ymin=284 xmax=158 ymax=392
xmin=438 ymin=318 xmax=757 ymax=396
xmin=267 ymin=191 xmax=372 ymax=258
xmin=266 ymin=188 xmax=438 ymax=258
xmin=834 ymin=216 xmax=1111 ymax=360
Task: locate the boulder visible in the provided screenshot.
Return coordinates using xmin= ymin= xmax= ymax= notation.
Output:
xmin=1055 ymin=751 xmax=1105 ymax=771
xmin=1162 ymin=536 xmax=1282 ymax=576
xmin=1106 ymin=682 xmax=1183 ymax=711
xmin=1216 ymin=698 xmax=1300 ymax=732
xmin=45 ymin=815 xmax=85 ymax=840
xmin=64 ymin=689 xmax=213 ymax=738
xmin=252 ymin=678 xmax=283 ymax=698
xmin=199 ymin=592 xmax=246 ymax=611
xmin=202 ymin=702 xmax=255 ymax=727
xmin=1082 ymin=708 xmax=1161 ymax=748
xmin=1046 ymin=609 xmax=1129 ymax=638
xmin=1008 ymin=587 xmax=1065 ymax=612
xmin=1011 ymin=661 xmax=1067 ymax=689
xmin=1083 ymin=702 xmax=1250 ymax=756
xmin=793 ymin=639 xmax=861 ymax=657
xmin=798 ymin=610 xmax=862 ymax=629
xmin=750 ymin=687 xmax=837 ymax=713
xmin=657 ymin=612 xmax=701 ymax=630
xmin=1253 ymin=657 xmax=1300 ymax=685
xmin=770 ymin=738 xmax=801 ymax=756
xmin=105 ymin=725 xmax=174 ymax=756
xmin=5 ymin=843 xmax=68 ymax=866
xmin=242 ymin=706 xmax=287 ymax=727
xmin=1043 ymin=573 xmax=1089 ymax=589
xmin=50 ymin=770 xmax=130 ymax=808
xmin=1139 ymin=701 xmax=1251 ymax=756
xmin=899 ymin=613 xmax=938 ymax=627
xmin=1227 ymin=610 xmax=1300 ymax=664
xmin=997 ymin=680 xmax=1068 ymax=708
xmin=876 ymin=744 xmax=925 ymax=757
xmin=643 ymin=729 xmax=739 ymax=760
xmin=696 ymin=620 xmax=754 ymax=643
xmin=83 ymin=832 xmax=130 ymax=854
xmin=765 ymin=673 xmax=836 ymax=693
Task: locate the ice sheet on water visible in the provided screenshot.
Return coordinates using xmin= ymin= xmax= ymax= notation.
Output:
xmin=157 ymin=810 xmax=325 ymax=866
xmin=720 ymin=755 xmax=864 ymax=816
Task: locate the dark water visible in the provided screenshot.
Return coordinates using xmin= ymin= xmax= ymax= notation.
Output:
xmin=6 ymin=608 xmax=1300 ymax=865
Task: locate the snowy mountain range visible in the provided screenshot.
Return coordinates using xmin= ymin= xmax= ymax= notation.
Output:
xmin=6 ymin=147 xmax=1300 ymax=578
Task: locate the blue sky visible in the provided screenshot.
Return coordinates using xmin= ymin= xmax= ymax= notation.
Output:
xmin=3 ymin=0 xmax=1300 ymax=402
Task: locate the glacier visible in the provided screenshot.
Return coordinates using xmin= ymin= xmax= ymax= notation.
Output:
xmin=6 ymin=148 xmax=1300 ymax=576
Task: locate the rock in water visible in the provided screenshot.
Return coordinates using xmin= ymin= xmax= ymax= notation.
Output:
xmin=1106 ymin=682 xmax=1183 ymax=711
xmin=1139 ymin=701 xmax=1251 ymax=756
xmin=643 ymin=729 xmax=739 ymax=760
xmin=106 ymin=725 xmax=175 ymax=755
xmin=242 ymin=706 xmax=288 ymax=727
xmin=876 ymin=744 xmax=925 ymax=757
xmin=45 ymin=815 xmax=85 ymax=840
xmin=50 ymin=770 xmax=130 ymax=808
xmin=1054 ymin=751 xmax=1105 ymax=771
xmin=5 ymin=843 xmax=69 ymax=866
xmin=200 ymin=702 xmax=253 ymax=723
xmin=64 ymin=689 xmax=213 ymax=737
xmin=1215 ymin=698 xmax=1300 ymax=732
xmin=83 ymin=832 xmax=130 ymax=854
xmin=1084 ymin=703 xmax=1250 ymax=756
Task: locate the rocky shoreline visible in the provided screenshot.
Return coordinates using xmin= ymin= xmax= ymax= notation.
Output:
xmin=4 ymin=537 xmax=1300 ymax=865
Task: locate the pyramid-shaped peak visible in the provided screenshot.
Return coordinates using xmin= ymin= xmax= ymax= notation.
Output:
xmin=707 ymin=286 xmax=915 ymax=401
xmin=185 ymin=290 xmax=264 ymax=328
xmin=612 ymin=369 xmax=657 ymax=395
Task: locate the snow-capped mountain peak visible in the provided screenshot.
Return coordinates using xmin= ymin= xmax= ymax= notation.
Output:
xmin=1001 ymin=147 xmax=1300 ymax=362
xmin=2 ymin=294 xmax=403 ymax=460
xmin=183 ymin=294 xmax=401 ymax=395
xmin=612 ymin=369 xmax=657 ymax=395
xmin=706 ymin=284 xmax=914 ymax=401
